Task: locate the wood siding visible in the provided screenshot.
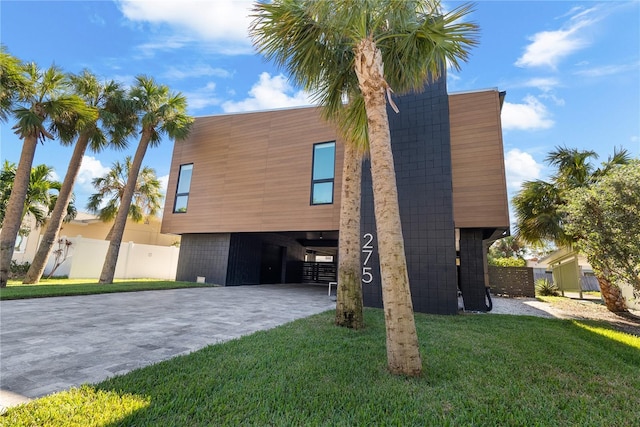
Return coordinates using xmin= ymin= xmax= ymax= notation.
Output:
xmin=449 ymin=90 xmax=509 ymax=228
xmin=162 ymin=107 xmax=343 ymax=234
xmin=162 ymin=90 xmax=509 ymax=234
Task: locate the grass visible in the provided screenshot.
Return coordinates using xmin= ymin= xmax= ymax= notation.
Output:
xmin=0 ymin=278 xmax=214 ymax=300
xmin=2 ymin=309 xmax=639 ymax=426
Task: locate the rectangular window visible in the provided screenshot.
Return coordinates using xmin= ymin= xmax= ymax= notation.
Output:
xmin=311 ymin=141 xmax=335 ymax=205
xmin=173 ymin=163 xmax=193 ymax=213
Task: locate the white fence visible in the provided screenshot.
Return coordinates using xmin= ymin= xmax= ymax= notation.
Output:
xmin=44 ymin=236 xmax=179 ymax=280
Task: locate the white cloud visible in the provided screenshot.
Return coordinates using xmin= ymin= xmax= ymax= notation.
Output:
xmin=70 ymin=156 xmax=111 ymax=210
xmin=501 ymin=96 xmax=554 ymax=131
xmin=48 ymin=170 xmax=60 ymax=182
xmin=135 ymin=36 xmax=192 ymax=58
xmin=515 ymin=6 xmax=599 ymax=69
xmin=116 ymin=0 xmax=254 ymax=54
xmin=522 ymin=77 xmax=559 ymax=92
xmin=76 ymin=156 xmax=110 ymax=192
xmin=222 ymin=73 xmax=313 ymax=113
xmin=504 ymin=149 xmax=543 ymax=191
xmin=574 ymin=61 xmax=640 ymax=78
xmin=163 ymin=65 xmax=232 ymax=80
xmin=184 ymin=82 xmax=222 ymax=112
xmin=89 ymin=13 xmax=106 ymax=27
xmin=158 ymin=174 xmax=169 ymax=196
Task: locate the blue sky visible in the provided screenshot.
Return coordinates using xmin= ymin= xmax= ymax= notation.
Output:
xmin=1 ymin=0 xmax=639 ymax=222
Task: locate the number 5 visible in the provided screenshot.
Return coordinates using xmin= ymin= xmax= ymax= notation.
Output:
xmin=362 ymin=267 xmax=373 ymax=284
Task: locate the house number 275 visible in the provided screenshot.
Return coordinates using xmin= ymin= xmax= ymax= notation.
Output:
xmin=362 ymin=233 xmax=374 ymax=284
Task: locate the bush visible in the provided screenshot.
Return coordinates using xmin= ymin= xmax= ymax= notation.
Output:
xmin=536 ymin=278 xmax=559 ymax=296
xmin=9 ymin=260 xmax=31 ymax=279
xmin=489 ymin=257 xmax=527 ymax=267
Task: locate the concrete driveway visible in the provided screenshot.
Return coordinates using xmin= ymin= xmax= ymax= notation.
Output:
xmin=0 ymin=284 xmax=335 ymax=410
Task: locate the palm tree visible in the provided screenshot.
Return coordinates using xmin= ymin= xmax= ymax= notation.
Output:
xmin=87 ymin=157 xmax=162 ymax=240
xmin=513 ymin=146 xmax=632 ymax=311
xmin=0 ymin=162 xmax=68 ymax=231
xmin=23 ymin=71 xmax=134 ymax=284
xmin=99 ymin=76 xmax=193 ymax=284
xmin=546 ymin=147 xmax=597 ymax=190
xmin=251 ymin=0 xmax=478 ymax=375
xmin=334 ymin=99 xmax=368 ymax=330
xmin=0 ymin=47 xmax=29 ymax=122
xmin=0 ymin=63 xmax=95 ymax=287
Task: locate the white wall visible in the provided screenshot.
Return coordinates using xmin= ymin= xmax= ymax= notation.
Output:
xmin=44 ymin=236 xmax=179 ymax=280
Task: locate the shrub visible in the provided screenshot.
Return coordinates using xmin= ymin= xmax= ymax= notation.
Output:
xmin=9 ymin=260 xmax=31 ymax=279
xmin=536 ymin=278 xmax=559 ymax=296
xmin=489 ymin=257 xmax=527 ymax=267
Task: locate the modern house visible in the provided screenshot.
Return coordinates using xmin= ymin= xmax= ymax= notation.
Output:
xmin=161 ymin=78 xmax=509 ymax=314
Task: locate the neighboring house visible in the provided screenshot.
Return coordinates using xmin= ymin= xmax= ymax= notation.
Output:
xmin=536 ymin=248 xmax=640 ymax=311
xmin=12 ymin=212 xmax=179 ymax=266
xmin=161 ymin=79 xmax=510 ymax=314
xmin=533 ymin=247 xmax=595 ymax=298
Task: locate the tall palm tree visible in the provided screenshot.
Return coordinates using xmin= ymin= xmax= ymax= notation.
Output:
xmin=87 ymin=157 xmax=162 ymax=240
xmin=251 ymin=0 xmax=478 ymax=376
xmin=99 ymin=76 xmax=193 ymax=284
xmin=513 ymin=146 xmax=632 ymax=311
xmin=0 ymin=63 xmax=95 ymax=287
xmin=23 ymin=71 xmax=134 ymax=284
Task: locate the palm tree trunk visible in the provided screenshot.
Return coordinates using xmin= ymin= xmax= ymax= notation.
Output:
xmin=23 ymin=134 xmax=90 ymax=284
xmin=105 ymin=223 xmax=115 ymax=241
xmin=99 ymin=131 xmax=151 ymax=284
xmin=354 ymin=38 xmax=422 ymax=376
xmin=0 ymin=136 xmax=38 ymax=287
xmin=335 ymin=140 xmax=364 ymax=329
xmin=596 ymin=274 xmax=628 ymax=313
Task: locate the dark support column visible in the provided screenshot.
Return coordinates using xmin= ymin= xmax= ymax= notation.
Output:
xmin=458 ymin=228 xmax=489 ymax=311
xmin=361 ymin=76 xmax=458 ymax=314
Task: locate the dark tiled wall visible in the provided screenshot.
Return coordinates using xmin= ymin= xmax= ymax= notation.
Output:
xmin=459 ymin=228 xmax=489 ymax=311
xmin=176 ymin=233 xmax=231 ymax=285
xmin=177 ymin=232 xmax=307 ymax=285
xmin=227 ymin=234 xmax=262 ymax=284
xmin=226 ymin=233 xmax=307 ymax=285
xmin=361 ymin=78 xmax=458 ymax=314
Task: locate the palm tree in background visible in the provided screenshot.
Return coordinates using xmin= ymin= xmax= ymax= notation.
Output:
xmin=99 ymin=76 xmax=193 ymax=284
xmin=0 ymin=162 xmax=73 ymax=231
xmin=0 ymin=62 xmax=95 ymax=287
xmin=251 ymin=0 xmax=478 ymax=375
xmin=23 ymin=71 xmax=135 ymax=284
xmin=513 ymin=145 xmax=632 ymax=312
xmin=87 ymin=157 xmax=162 ymax=241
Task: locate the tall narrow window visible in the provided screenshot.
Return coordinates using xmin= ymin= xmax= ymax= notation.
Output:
xmin=311 ymin=141 xmax=335 ymax=205
xmin=173 ymin=163 xmax=193 ymax=213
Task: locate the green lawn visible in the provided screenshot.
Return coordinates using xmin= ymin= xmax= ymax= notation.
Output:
xmin=0 ymin=278 xmax=214 ymax=300
xmin=2 ymin=309 xmax=638 ymax=426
